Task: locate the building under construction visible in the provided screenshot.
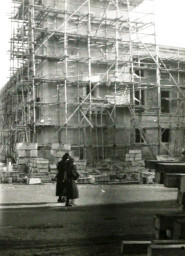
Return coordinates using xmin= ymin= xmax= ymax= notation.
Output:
xmin=0 ymin=0 xmax=185 ymax=163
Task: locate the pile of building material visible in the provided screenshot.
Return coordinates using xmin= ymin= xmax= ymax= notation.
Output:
xmin=15 ymin=143 xmax=38 ymax=178
xmin=0 ymin=163 xmax=20 ymax=183
xmin=16 ymin=143 xmax=38 ymax=164
xmin=77 ymin=150 xmax=154 ymax=184
xmin=28 ymin=158 xmax=51 ymax=183
xmin=121 ymin=150 xmax=153 ymax=183
xmin=124 ymin=150 xmax=145 ymax=170
xmin=49 ymin=164 xmax=57 ymax=179
xmin=74 ymin=159 xmax=87 ymax=174
xmin=0 ymin=141 xmax=155 ymax=185
xmin=75 ymin=159 xmax=91 ymax=184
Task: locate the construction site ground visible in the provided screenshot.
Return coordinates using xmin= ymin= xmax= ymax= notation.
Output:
xmin=0 ymin=184 xmax=181 ymax=255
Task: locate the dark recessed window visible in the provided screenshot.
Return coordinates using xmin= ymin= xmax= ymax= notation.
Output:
xmin=135 ymin=128 xmax=145 ymax=143
xmin=161 ymin=128 xmax=170 ymax=143
xmin=135 ymin=69 xmax=144 ymax=77
xmin=161 ymin=91 xmax=170 ymax=113
xmin=87 ymin=84 xmax=95 ymax=96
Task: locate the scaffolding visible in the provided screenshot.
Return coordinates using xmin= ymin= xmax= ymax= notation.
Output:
xmin=0 ymin=0 xmax=185 ymax=161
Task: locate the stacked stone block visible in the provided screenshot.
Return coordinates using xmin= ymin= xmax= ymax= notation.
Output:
xmin=16 ymin=143 xmax=38 ymax=165
xmin=28 ymin=158 xmax=51 ymax=183
xmin=49 ymin=163 xmax=57 ymax=179
xmin=0 ymin=163 xmax=20 ymax=183
xmin=124 ymin=150 xmax=145 ymax=170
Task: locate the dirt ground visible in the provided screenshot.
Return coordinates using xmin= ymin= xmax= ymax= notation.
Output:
xmin=0 ymin=184 xmax=181 ymax=255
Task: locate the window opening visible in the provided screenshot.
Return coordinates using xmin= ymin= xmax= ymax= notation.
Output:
xmin=161 ymin=90 xmax=170 ymax=113
xmin=135 ymin=128 xmax=145 ymax=143
xmin=161 ymin=128 xmax=170 ymax=143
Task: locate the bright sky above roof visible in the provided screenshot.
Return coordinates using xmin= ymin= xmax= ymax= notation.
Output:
xmin=0 ymin=0 xmax=184 ymax=87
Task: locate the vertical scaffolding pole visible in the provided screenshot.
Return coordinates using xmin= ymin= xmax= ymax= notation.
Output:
xmin=95 ymin=111 xmax=99 ymax=161
xmin=64 ymin=0 xmax=68 ymax=144
xmin=113 ymin=0 xmax=119 ymax=159
xmin=126 ymin=0 xmax=134 ymax=105
xmin=57 ymin=84 xmax=61 ymax=143
xmin=156 ymin=45 xmax=161 ymax=155
xmin=126 ymin=0 xmax=135 ymax=150
xmin=29 ymin=0 xmax=36 ymax=142
xmin=101 ymin=107 xmax=105 ymax=159
xmin=175 ymin=48 xmax=180 ymax=155
xmin=88 ymin=0 xmax=92 ymax=160
xmin=153 ymin=2 xmax=161 ymax=155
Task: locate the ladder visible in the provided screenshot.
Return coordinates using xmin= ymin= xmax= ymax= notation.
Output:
xmin=128 ymin=105 xmax=157 ymax=159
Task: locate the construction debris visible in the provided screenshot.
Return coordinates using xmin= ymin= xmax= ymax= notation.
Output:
xmin=0 ymin=146 xmax=154 ymax=185
xmin=78 ymin=150 xmax=154 ymax=184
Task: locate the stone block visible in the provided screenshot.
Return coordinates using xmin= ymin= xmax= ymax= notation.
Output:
xmin=16 ymin=143 xmax=38 ymax=150
xmin=125 ymin=153 xmax=131 ymax=158
xmin=32 ymin=158 xmax=49 ymax=164
xmin=147 ymin=244 xmax=185 ymax=256
xmin=17 ymin=150 xmax=38 ymax=158
xmin=17 ymin=158 xmax=31 ymax=165
xmin=37 ymin=163 xmax=49 ymax=169
xmin=129 ymin=150 xmax=141 ymax=154
xmin=125 ymin=158 xmax=134 ymax=161
xmin=120 ymin=241 xmax=151 ymax=254
xmin=135 ymin=153 xmax=142 ymax=158
xmin=27 ymin=178 xmax=41 ymax=184
xmin=39 ymin=168 xmax=49 ymax=173
xmin=50 ymin=164 xmax=57 ymax=170
xmin=51 ymin=143 xmax=60 ymax=150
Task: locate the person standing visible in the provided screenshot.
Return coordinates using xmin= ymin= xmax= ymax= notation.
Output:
xmin=65 ymin=157 xmax=79 ymax=206
xmin=56 ymin=153 xmax=69 ymax=203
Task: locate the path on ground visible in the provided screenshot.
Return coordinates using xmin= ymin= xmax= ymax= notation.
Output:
xmin=0 ymin=184 xmax=180 ymax=255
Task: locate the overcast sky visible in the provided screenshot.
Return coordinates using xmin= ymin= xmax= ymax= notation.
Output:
xmin=0 ymin=0 xmax=184 ymax=87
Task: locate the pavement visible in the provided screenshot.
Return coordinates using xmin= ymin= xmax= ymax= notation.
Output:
xmin=0 ymin=184 xmax=182 ymax=255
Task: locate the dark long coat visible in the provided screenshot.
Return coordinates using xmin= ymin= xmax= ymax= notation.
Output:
xmin=56 ymin=159 xmax=79 ymax=199
xmin=56 ymin=159 xmax=66 ymax=197
xmin=64 ymin=160 xmax=79 ymax=199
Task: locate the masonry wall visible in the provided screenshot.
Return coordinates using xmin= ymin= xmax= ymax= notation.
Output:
xmin=0 ymin=0 xmax=185 ymax=163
